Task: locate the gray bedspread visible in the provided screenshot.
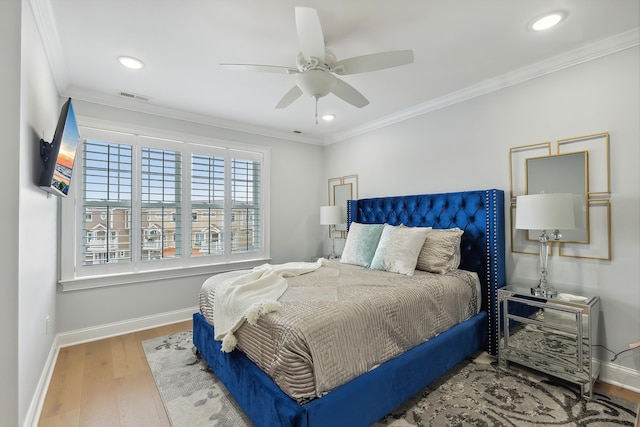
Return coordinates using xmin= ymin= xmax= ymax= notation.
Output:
xmin=199 ymin=260 xmax=480 ymax=402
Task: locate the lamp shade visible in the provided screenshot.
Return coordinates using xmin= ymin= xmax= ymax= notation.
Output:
xmin=320 ymin=205 xmax=343 ymax=225
xmin=515 ymin=193 xmax=576 ymax=230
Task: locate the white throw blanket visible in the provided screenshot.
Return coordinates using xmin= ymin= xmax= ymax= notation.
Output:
xmin=212 ymin=258 xmax=325 ymax=352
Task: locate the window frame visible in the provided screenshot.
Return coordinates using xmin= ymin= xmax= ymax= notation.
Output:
xmin=59 ymin=120 xmax=270 ymax=291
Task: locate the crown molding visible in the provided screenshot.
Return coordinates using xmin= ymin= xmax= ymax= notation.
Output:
xmin=329 ymin=27 xmax=640 ymax=145
xmin=30 ymin=0 xmax=69 ymax=94
xmin=63 ymin=88 xmax=323 ymax=146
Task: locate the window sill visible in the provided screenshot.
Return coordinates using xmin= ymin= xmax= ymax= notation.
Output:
xmin=58 ymin=258 xmax=271 ymax=292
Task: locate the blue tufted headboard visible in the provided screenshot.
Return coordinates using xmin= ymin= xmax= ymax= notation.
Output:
xmin=346 ymin=189 xmax=506 ymax=355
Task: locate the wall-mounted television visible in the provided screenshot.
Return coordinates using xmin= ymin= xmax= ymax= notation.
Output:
xmin=39 ymin=98 xmax=80 ymax=197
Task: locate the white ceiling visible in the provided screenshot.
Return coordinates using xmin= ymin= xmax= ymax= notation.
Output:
xmin=32 ymin=0 xmax=639 ymax=144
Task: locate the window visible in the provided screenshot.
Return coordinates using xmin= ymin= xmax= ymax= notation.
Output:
xmin=62 ymin=126 xmax=269 ymax=284
xmin=140 ymin=146 xmax=182 ymax=261
xmin=231 ymin=159 xmax=261 ymax=253
xmin=82 ymin=140 xmax=132 ymax=266
xmin=191 ymin=153 xmax=225 ymax=256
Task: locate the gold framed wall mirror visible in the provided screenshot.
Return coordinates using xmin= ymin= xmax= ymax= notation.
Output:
xmin=328 ymin=174 xmax=358 ymax=239
xmin=526 ymin=151 xmax=589 ymax=243
xmin=510 ymin=132 xmax=611 ymax=260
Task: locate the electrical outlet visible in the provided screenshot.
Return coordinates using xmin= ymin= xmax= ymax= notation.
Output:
xmin=46 ymin=316 xmax=50 ymax=336
xmin=629 ymin=342 xmax=640 ymax=349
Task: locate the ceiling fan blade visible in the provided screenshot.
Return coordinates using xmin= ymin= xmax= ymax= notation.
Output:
xmin=219 ymin=63 xmax=296 ymax=74
xmin=275 ymin=85 xmax=303 ymax=109
xmin=331 ymin=78 xmax=369 ymax=108
xmin=295 ymin=7 xmax=325 ymax=62
xmin=336 ymin=50 xmax=414 ymax=75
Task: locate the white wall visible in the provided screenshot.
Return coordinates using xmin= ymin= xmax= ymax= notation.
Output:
xmin=55 ymin=100 xmax=325 ymax=332
xmin=18 ymin=3 xmax=65 ymax=425
xmin=0 ymin=1 xmax=22 ymax=425
xmin=325 ymin=47 xmax=640 ymax=374
xmin=0 ymin=1 xmax=64 ymax=425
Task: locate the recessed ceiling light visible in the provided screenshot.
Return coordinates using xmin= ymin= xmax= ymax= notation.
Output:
xmin=321 ymin=114 xmax=335 ymax=121
xmin=529 ymin=11 xmax=567 ymax=31
xmin=118 ymin=56 xmax=145 ymax=70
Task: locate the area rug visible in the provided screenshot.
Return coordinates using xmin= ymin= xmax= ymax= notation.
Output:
xmin=142 ymin=330 xmax=638 ymax=426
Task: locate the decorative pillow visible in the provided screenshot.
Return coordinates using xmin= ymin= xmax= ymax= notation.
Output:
xmin=370 ymin=224 xmax=430 ymax=276
xmin=416 ymin=228 xmax=464 ymax=274
xmin=340 ymin=223 xmax=384 ymax=267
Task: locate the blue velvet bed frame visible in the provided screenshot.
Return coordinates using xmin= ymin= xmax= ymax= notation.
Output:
xmin=193 ymin=188 xmax=506 ymax=427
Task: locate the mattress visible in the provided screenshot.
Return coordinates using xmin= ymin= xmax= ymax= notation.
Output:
xmin=199 ymin=259 xmax=480 ymax=402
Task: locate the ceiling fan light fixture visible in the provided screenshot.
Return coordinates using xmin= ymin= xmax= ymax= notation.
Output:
xmin=296 ymin=70 xmax=337 ymax=98
xmin=529 ymin=11 xmax=567 ymax=31
xmin=118 ymin=55 xmax=145 ymax=70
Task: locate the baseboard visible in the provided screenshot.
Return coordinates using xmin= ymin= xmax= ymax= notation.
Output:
xmin=56 ymin=306 xmax=198 ymax=348
xmin=599 ymin=359 xmax=640 ymax=393
xmin=23 ymin=338 xmax=60 ymax=427
xmin=27 ymin=306 xmax=197 ymax=427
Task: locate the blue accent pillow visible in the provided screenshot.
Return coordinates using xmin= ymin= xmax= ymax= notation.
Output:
xmin=340 ymin=223 xmax=384 ymax=267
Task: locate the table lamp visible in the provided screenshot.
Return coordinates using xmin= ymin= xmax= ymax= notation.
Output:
xmin=515 ymin=193 xmax=576 ymax=297
xmin=320 ymin=205 xmax=343 ymax=259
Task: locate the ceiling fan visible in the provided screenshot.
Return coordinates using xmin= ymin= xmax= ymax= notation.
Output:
xmin=220 ymin=6 xmax=414 ymax=122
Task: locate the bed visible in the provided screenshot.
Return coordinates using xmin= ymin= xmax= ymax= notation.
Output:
xmin=193 ymin=188 xmax=506 ymax=427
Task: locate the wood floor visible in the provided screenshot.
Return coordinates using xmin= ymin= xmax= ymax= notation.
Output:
xmin=39 ymin=320 xmax=640 ymax=427
xmin=38 ymin=320 xmax=192 ymax=427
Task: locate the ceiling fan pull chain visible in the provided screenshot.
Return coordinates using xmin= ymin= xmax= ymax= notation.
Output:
xmin=314 ymin=96 xmax=319 ymax=124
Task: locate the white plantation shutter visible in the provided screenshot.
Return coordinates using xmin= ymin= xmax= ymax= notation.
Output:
xmin=140 ymin=147 xmax=182 ymax=261
xmin=68 ymin=126 xmax=268 ymax=282
xmin=81 ymin=140 xmax=133 ymax=266
xmin=231 ymin=158 xmax=261 ymax=254
xmin=191 ymin=153 xmax=225 ymax=256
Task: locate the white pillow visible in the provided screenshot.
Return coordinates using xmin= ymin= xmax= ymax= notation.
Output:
xmin=340 ymin=223 xmax=385 ymax=267
xmin=416 ymin=228 xmax=464 ymax=274
xmin=370 ymin=224 xmax=430 ymax=276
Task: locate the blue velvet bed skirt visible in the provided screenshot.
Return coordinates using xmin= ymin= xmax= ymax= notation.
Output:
xmin=193 ymin=311 xmax=488 ymax=427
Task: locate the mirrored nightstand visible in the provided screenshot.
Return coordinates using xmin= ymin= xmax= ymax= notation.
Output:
xmin=498 ymin=284 xmax=601 ymax=399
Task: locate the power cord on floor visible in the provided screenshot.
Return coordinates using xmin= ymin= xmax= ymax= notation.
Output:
xmin=595 ymin=344 xmax=639 ymax=362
